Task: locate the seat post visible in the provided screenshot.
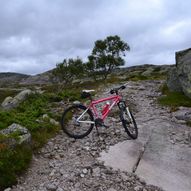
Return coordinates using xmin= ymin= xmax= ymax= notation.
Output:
xmin=89 ymin=95 xmax=93 ymax=101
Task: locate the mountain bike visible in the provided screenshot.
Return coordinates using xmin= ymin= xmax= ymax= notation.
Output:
xmin=61 ymin=85 xmax=138 ymax=139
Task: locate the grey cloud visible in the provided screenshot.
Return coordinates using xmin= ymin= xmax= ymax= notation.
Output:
xmin=0 ymin=0 xmax=191 ymax=74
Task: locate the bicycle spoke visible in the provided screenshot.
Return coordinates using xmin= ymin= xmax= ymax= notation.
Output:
xmin=61 ymin=105 xmax=94 ymax=139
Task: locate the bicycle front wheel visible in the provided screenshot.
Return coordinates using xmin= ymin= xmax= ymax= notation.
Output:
xmin=61 ymin=104 xmax=94 ymax=139
xmin=119 ymin=102 xmax=138 ymax=139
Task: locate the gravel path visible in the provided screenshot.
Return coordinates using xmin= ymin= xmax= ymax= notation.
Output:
xmin=8 ymin=80 xmax=190 ymax=191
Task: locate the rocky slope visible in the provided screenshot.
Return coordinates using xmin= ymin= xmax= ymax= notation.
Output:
xmin=6 ymin=80 xmax=190 ymax=191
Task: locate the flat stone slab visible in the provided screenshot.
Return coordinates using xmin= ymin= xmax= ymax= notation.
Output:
xmin=98 ymin=122 xmax=152 ymax=172
xmin=99 ymin=140 xmax=144 ymax=172
xmin=136 ymin=130 xmax=191 ymax=191
xmin=99 ymin=119 xmax=191 ymax=191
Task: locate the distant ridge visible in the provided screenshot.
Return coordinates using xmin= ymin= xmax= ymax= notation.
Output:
xmin=0 ymin=72 xmax=29 ymax=78
xmin=0 ymin=64 xmax=173 ymax=87
xmin=0 ymin=72 xmax=30 ymax=87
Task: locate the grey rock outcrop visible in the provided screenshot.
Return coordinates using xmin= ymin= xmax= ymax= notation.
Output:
xmin=0 ymin=123 xmax=31 ymax=146
xmin=176 ymin=48 xmax=191 ymax=98
xmin=168 ymin=48 xmax=191 ymax=97
xmin=1 ymin=89 xmax=32 ymax=109
xmin=172 ymin=107 xmax=191 ymax=122
xmin=14 ymin=89 xmax=32 ymax=101
xmin=167 ymin=67 xmax=182 ymax=92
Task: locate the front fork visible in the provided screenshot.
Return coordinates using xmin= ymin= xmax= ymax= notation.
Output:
xmin=118 ymin=101 xmax=132 ymax=122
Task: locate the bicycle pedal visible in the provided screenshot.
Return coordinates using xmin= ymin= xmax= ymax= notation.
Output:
xmin=103 ymin=124 xmax=109 ymax=129
xmin=95 ymin=118 xmax=104 ymax=127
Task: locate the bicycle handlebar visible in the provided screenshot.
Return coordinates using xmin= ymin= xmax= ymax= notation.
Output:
xmin=110 ymin=85 xmax=126 ymax=94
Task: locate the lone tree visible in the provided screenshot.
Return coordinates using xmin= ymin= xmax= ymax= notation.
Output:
xmin=52 ymin=57 xmax=84 ymax=86
xmin=86 ymin=35 xmax=130 ymax=80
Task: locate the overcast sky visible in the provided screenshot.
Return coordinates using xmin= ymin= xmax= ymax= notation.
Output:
xmin=0 ymin=0 xmax=191 ymax=75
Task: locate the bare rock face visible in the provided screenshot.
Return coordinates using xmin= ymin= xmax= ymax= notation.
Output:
xmin=167 ymin=67 xmax=182 ymax=92
xmin=176 ymin=48 xmax=191 ymax=98
xmin=1 ymin=89 xmax=32 ymax=110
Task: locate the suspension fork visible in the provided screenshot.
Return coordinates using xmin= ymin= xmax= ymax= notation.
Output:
xmin=118 ymin=101 xmax=133 ymax=121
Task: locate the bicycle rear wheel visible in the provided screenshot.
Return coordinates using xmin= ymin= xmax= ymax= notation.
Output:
xmin=61 ymin=105 xmax=94 ymax=139
xmin=119 ymin=102 xmax=138 ymax=139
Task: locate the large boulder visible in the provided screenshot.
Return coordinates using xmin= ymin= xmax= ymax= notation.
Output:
xmin=176 ymin=48 xmax=191 ymax=98
xmin=167 ymin=67 xmax=182 ymax=92
xmin=0 ymin=123 xmax=31 ymax=147
xmin=1 ymin=89 xmax=32 ymax=110
xmin=14 ymin=89 xmax=32 ymax=101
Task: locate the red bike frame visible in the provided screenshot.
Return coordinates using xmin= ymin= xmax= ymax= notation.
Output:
xmin=89 ymin=94 xmax=122 ymax=121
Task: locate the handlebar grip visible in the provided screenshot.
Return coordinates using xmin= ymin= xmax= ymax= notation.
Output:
xmin=110 ymin=89 xmax=115 ymax=94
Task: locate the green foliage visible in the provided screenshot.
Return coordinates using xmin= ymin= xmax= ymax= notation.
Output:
xmin=52 ymin=57 xmax=84 ymax=85
xmin=58 ymin=89 xmax=81 ymax=102
xmin=85 ymin=35 xmax=130 ymax=81
xmin=31 ymin=122 xmax=59 ymax=150
xmin=0 ymin=112 xmax=14 ymax=130
xmin=0 ymin=92 xmax=60 ymax=188
xmin=158 ymin=84 xmax=191 ymax=107
xmin=0 ymin=94 xmax=48 ymax=131
xmin=153 ymin=66 xmax=161 ymax=72
xmin=160 ymin=83 xmax=169 ymax=95
xmin=0 ymin=145 xmax=32 ymax=190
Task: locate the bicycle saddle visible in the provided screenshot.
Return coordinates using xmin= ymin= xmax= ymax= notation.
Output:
xmin=81 ymin=90 xmax=95 ymax=99
xmin=82 ymin=89 xmax=95 ymax=93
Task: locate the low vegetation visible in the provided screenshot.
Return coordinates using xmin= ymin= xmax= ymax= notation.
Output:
xmin=158 ymin=83 xmax=191 ymax=108
xmin=0 ymin=81 xmax=108 ymax=189
xmin=0 ymin=145 xmax=32 ymax=189
xmin=0 ymin=92 xmax=59 ymax=189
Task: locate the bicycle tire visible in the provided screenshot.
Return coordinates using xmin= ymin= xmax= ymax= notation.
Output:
xmin=61 ymin=104 xmax=94 ymax=139
xmin=119 ymin=102 xmax=138 ymax=139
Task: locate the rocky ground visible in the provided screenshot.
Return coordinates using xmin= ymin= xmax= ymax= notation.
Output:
xmin=6 ymin=80 xmax=191 ymax=191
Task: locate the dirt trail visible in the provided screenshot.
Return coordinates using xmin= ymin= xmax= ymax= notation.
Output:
xmin=9 ymin=80 xmax=191 ymax=191
xmin=99 ymin=80 xmax=191 ymax=191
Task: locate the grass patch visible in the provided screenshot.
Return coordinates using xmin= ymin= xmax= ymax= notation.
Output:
xmin=158 ymin=84 xmax=191 ymax=108
xmin=0 ymin=145 xmax=32 ymax=190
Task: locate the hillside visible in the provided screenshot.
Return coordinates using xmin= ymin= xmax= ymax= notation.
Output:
xmin=0 ymin=72 xmax=29 ymax=87
xmin=0 ymin=64 xmax=173 ymax=87
xmin=0 ymin=63 xmax=191 ymax=191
